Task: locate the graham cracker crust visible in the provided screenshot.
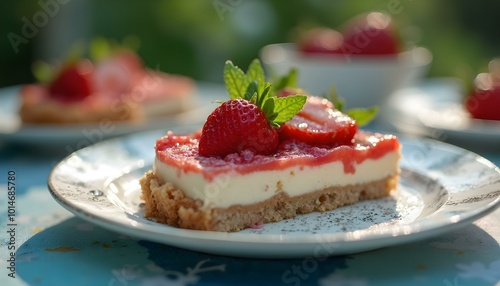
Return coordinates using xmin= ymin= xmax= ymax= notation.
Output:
xmin=139 ymin=170 xmax=399 ymax=232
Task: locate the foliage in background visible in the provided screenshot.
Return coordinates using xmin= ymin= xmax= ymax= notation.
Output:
xmin=1 ymin=0 xmax=500 ymax=90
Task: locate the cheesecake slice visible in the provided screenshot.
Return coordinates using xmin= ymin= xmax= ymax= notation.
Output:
xmin=140 ymin=130 xmax=400 ymax=232
xmin=139 ymin=59 xmax=401 ymax=232
xmin=19 ymin=50 xmax=194 ymax=124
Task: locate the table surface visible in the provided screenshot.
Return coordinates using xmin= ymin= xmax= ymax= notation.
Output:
xmin=1 ymin=101 xmax=500 ymax=286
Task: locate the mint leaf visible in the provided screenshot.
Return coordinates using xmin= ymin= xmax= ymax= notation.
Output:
xmin=325 ymin=85 xmax=344 ymax=112
xmin=224 ymin=60 xmax=247 ymax=99
xmin=222 ymin=59 xmax=307 ymax=128
xmin=32 ymin=60 xmax=54 ymax=83
xmin=262 ymin=98 xmax=278 ymax=126
xmin=273 ymin=68 xmax=298 ymax=91
xmin=245 ymin=59 xmax=266 ymax=95
xmin=90 ymin=37 xmax=112 ymax=62
xmin=244 ymin=80 xmax=259 ymax=101
xmin=257 ymin=83 xmax=271 ymax=108
xmin=346 ymin=107 xmax=378 ymax=127
xmin=272 ymin=95 xmax=307 ymax=125
xmin=322 ymin=84 xmax=378 ymax=126
xmin=224 ymin=59 xmax=266 ymax=100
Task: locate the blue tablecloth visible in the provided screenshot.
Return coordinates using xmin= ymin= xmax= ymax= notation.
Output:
xmin=1 ymin=133 xmax=499 ymax=286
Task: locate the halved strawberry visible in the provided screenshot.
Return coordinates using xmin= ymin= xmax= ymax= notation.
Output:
xmin=48 ymin=60 xmax=94 ymax=102
xmin=279 ymin=96 xmax=358 ymax=146
xmin=199 ymin=99 xmax=279 ymax=157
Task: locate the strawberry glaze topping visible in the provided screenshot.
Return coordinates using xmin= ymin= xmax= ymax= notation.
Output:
xmin=155 ymin=131 xmax=400 ymax=181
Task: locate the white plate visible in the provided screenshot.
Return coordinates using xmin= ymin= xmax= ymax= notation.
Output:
xmin=47 ymin=129 xmax=500 ymax=258
xmin=0 ymin=83 xmax=224 ymax=146
xmin=384 ymin=78 xmax=500 ymax=145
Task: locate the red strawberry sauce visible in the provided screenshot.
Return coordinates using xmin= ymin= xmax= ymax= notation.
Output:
xmin=155 ymin=131 xmax=400 ymax=182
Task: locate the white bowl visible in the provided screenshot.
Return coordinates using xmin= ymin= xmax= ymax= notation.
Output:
xmin=260 ymin=43 xmax=432 ymax=109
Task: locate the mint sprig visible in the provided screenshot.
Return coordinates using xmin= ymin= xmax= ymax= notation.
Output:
xmin=325 ymin=85 xmax=378 ymax=127
xmin=224 ymin=59 xmax=307 ymax=128
xmin=345 ymin=107 xmax=378 ymax=126
xmin=32 ymin=60 xmax=54 ymax=83
xmin=272 ymin=96 xmax=306 ymax=125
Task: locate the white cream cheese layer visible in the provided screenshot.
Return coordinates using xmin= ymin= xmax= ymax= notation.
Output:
xmin=154 ymin=152 xmax=400 ymax=208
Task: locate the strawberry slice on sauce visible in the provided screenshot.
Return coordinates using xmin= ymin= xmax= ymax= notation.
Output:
xmin=279 ymin=93 xmax=358 ymax=146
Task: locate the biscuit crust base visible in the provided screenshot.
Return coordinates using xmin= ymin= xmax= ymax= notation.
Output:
xmin=139 ymin=170 xmax=399 ymax=232
xmin=19 ymin=99 xmax=142 ymax=124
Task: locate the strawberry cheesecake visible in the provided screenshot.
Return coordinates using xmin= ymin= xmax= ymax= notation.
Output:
xmin=139 ymin=59 xmax=401 ymax=232
xmin=20 ymin=48 xmax=194 ymax=124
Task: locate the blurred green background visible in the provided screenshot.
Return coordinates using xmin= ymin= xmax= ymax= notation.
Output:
xmin=1 ymin=0 xmax=500 ymax=88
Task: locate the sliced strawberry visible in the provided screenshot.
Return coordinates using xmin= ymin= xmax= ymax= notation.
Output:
xmin=279 ymin=96 xmax=357 ymax=146
xmin=199 ymin=99 xmax=279 ymax=157
xmin=48 ymin=60 xmax=94 ymax=102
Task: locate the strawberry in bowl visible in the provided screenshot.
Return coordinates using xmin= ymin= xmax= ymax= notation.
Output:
xmin=261 ymin=12 xmax=431 ymax=109
xmin=299 ymin=12 xmax=400 ymax=57
xmin=465 ymin=59 xmax=500 ymax=121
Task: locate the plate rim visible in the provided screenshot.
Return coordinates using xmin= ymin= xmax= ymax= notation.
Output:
xmin=47 ymin=130 xmax=500 ymax=256
xmin=386 ymin=78 xmax=500 ymax=140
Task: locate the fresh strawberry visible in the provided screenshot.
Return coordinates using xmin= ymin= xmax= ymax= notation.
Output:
xmin=199 ymin=60 xmax=307 ymax=157
xmin=48 ymin=60 xmax=94 ymax=102
xmin=465 ymin=70 xmax=500 ymax=121
xmin=338 ymin=12 xmax=399 ymax=55
xmin=298 ymin=27 xmax=344 ymax=55
xmin=199 ymin=99 xmax=279 ymax=157
xmin=279 ymin=96 xmax=358 ymax=146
